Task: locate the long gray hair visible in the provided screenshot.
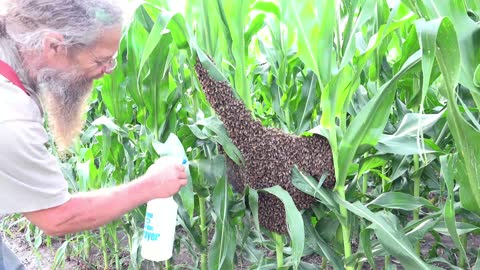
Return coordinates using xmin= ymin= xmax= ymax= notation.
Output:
xmin=1 ymin=0 xmax=123 ymax=50
xmin=0 ymin=0 xmax=123 ymax=105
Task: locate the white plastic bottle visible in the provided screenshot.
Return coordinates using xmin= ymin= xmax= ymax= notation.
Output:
xmin=141 ymin=158 xmax=187 ymax=262
xmin=141 ymin=196 xmax=178 ymax=261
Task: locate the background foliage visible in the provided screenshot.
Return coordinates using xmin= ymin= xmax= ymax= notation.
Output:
xmin=4 ymin=0 xmax=480 ymax=269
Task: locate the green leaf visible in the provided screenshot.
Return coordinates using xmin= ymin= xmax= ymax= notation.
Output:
xmin=99 ymin=71 xmax=130 ymax=124
xmin=359 ymin=228 xmax=375 ymax=269
xmin=303 ymin=215 xmax=343 ymax=270
xmin=291 ymin=167 xmax=343 ymax=223
xmin=294 ymin=72 xmax=318 ymax=134
xmin=261 ymin=186 xmax=304 ymax=269
xmin=390 ymin=155 xmax=412 ymax=181
xmin=138 ymin=12 xmax=176 ymax=78
xmin=474 ymin=64 xmax=480 ymax=87
xmin=416 ymin=0 xmax=480 ymax=96
xmin=427 ymin=258 xmax=465 ymax=270
xmin=190 ymin=155 xmax=227 ymax=186
xmin=358 ymin=156 xmax=388 ymax=176
xmin=196 ymin=116 xmax=245 ymax=166
xmin=252 ymin=1 xmax=281 ymax=19
xmin=91 ymin=116 xmax=121 ymax=133
xmin=244 ymin=13 xmax=266 ymax=51
xmin=284 ymin=0 xmax=335 ymax=88
xmin=193 ymin=45 xmax=229 ymax=82
xmin=376 ymin=135 xmax=437 ymax=155
xmin=440 ymin=155 xmax=469 ymax=266
xmin=434 ymin=17 xmax=480 ymax=215
xmin=405 ymin=219 xmax=439 ymax=244
xmin=320 ymin=65 xmax=357 ymax=130
xmin=209 ymin=174 xmax=236 ymax=270
xmin=434 ymin=221 xmax=480 ymax=236
xmin=386 ymin=112 xmax=444 ymax=137
xmin=336 ymin=51 xmax=421 ymax=186
xmin=248 ymin=188 xmax=261 ymax=234
xmin=167 ymin=13 xmax=190 ymax=49
xmin=415 ymin=18 xmax=439 ymax=112
xmin=221 ymin=0 xmax=253 ymax=109
xmin=187 ymin=125 xmax=209 ymax=140
xmin=474 ymin=249 xmax=480 ymax=270
xmin=368 ymin=192 xmax=438 ymax=211
xmin=339 ymin=200 xmax=438 ymax=269
xmin=339 ymin=0 xmax=376 ymax=69
xmin=52 ymin=238 xmax=72 ymax=269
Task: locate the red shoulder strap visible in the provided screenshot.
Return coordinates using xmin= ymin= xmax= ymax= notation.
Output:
xmin=0 ymin=60 xmax=29 ymax=95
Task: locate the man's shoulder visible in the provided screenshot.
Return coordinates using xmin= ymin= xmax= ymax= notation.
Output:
xmin=0 ymin=76 xmax=42 ymax=123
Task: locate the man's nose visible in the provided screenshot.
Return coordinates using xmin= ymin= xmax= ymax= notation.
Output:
xmin=102 ymin=66 xmax=113 ymax=75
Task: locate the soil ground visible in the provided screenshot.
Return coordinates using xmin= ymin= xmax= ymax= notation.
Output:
xmin=2 ymin=214 xmax=480 ymax=270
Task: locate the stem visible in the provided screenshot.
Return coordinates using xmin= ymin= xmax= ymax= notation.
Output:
xmin=384 ymin=255 xmax=391 ymax=269
xmin=381 ymin=172 xmax=388 ymax=193
xmin=434 ymin=122 xmax=449 ymax=146
xmin=321 ymin=257 xmax=327 ymax=269
xmin=413 ymin=154 xmax=421 ymax=255
xmin=362 ymin=174 xmax=368 ymax=204
xmin=338 ymin=185 xmax=353 ymax=270
xmin=45 ymin=236 xmax=52 ymax=249
xmin=112 ymin=226 xmax=120 ymax=270
xmin=165 ymin=259 xmax=172 ymax=270
xmin=380 ymin=167 xmax=392 ymax=265
xmin=358 ymin=161 xmax=369 ymax=270
xmin=99 ymin=227 xmax=108 ymax=270
xmin=273 ymin=232 xmax=284 ymax=268
xmin=83 ymin=231 xmax=91 ymax=261
xmin=459 ymin=218 xmax=468 ymax=268
xmin=199 ymin=196 xmax=208 ymax=270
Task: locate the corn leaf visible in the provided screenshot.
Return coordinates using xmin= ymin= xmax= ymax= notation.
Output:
xmin=434 ymin=17 xmax=480 ymax=214
xmin=339 ymin=200 xmax=440 ymax=269
xmin=262 ymin=186 xmax=304 ymax=269
xmin=209 ymin=174 xmax=236 ymax=270
xmin=368 ymin=192 xmax=438 ymax=211
xmin=283 ymin=0 xmax=335 ymax=88
xmin=336 ymin=51 xmax=421 ymax=186
xmin=303 ymin=215 xmax=343 ymax=270
xmin=440 ymin=155 xmax=469 ymax=266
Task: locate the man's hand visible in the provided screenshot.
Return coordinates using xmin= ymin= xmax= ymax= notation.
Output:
xmin=143 ymin=156 xmax=188 ymax=198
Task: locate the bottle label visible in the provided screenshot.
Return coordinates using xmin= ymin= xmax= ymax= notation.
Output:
xmin=143 ymin=212 xmax=160 ymax=241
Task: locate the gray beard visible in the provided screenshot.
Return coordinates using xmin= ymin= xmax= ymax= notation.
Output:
xmin=37 ymin=69 xmax=93 ymax=152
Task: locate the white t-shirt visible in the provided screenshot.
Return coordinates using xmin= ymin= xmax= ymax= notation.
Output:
xmin=0 ymin=74 xmax=70 ymax=214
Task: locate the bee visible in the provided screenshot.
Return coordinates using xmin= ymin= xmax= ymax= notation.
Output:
xmin=195 ymin=59 xmax=335 ymax=234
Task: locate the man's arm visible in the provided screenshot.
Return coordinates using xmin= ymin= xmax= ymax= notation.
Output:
xmin=23 ymin=157 xmax=187 ymax=236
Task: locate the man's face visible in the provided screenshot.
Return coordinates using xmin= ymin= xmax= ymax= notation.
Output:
xmin=36 ymin=24 xmax=122 ymax=151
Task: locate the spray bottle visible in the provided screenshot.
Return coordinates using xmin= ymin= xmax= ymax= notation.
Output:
xmin=141 ymin=133 xmax=189 ymax=262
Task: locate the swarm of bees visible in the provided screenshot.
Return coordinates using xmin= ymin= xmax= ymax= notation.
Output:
xmin=195 ymin=59 xmax=335 ymax=234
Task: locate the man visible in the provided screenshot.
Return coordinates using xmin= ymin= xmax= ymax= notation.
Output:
xmin=0 ymin=1 xmax=188 ymax=269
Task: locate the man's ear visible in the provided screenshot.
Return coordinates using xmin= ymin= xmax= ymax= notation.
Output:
xmin=42 ymin=32 xmax=67 ymax=57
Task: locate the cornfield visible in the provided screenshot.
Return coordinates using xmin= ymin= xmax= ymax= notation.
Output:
xmin=4 ymin=0 xmax=480 ymax=269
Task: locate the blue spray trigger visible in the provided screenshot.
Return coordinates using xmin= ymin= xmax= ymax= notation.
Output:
xmin=182 ymin=158 xmax=187 ymax=165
